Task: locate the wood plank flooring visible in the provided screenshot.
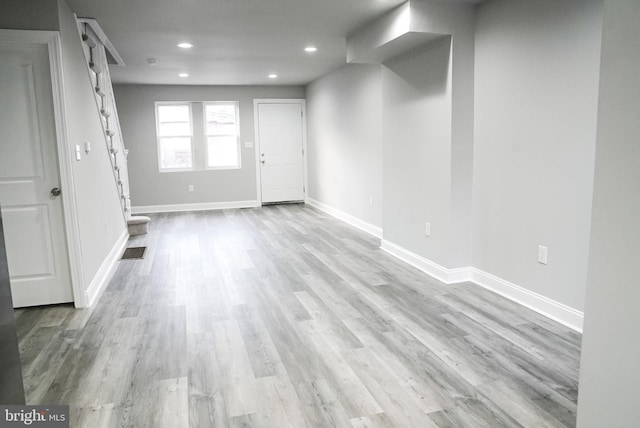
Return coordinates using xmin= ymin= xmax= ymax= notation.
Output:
xmin=15 ymin=204 xmax=582 ymax=427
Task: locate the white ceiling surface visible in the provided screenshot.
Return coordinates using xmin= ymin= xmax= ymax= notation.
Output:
xmin=65 ymin=0 xmax=480 ymax=86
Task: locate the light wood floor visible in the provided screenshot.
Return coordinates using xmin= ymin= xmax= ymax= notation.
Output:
xmin=16 ymin=204 xmax=581 ymax=427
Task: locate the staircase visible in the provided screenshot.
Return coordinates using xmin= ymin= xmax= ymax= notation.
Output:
xmin=76 ymin=17 xmax=149 ymax=235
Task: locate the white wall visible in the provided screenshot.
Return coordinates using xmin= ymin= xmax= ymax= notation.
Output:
xmin=58 ymin=0 xmax=127 ymax=291
xmin=472 ymin=0 xmax=603 ymax=311
xmin=306 ymin=64 xmax=383 ymax=229
xmin=577 ymin=0 xmax=640 ymax=425
xmin=113 ymin=84 xmax=305 ymax=208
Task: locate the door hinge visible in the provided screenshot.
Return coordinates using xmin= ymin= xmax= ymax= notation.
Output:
xmin=301 ymin=111 xmax=303 ymax=118
xmin=303 ymin=186 xmax=306 ymax=193
xmin=302 ymin=148 xmax=304 ymax=155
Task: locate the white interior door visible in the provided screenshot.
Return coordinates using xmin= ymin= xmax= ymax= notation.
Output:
xmin=257 ymin=102 xmax=305 ymax=203
xmin=0 ymin=41 xmax=73 ymax=307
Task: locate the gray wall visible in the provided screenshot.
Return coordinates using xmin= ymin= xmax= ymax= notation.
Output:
xmin=0 ymin=0 xmax=59 ymax=31
xmin=382 ymin=38 xmax=453 ymax=267
xmin=113 ymin=84 xmax=305 ymax=208
xmin=58 ymin=0 xmax=127 ymax=290
xmin=307 ymin=0 xmax=602 ymax=316
xmin=306 ymin=64 xmax=383 ymax=228
xmin=577 ymin=0 xmax=640 ymax=425
xmin=410 ymin=0 xmax=475 ymax=269
xmin=307 ymin=1 xmax=475 ymax=269
xmin=472 ymin=0 xmax=603 ymax=311
xmin=379 ymin=1 xmax=475 ymax=269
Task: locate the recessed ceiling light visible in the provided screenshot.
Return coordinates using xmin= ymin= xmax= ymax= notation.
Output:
xmin=179 ymin=73 xmax=189 ymax=78
xmin=177 ymin=43 xmax=193 ymax=49
xmin=304 ymin=46 xmax=318 ymax=53
xmin=268 ymin=74 xmax=278 ymax=79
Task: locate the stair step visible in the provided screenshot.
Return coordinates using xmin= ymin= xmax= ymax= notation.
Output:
xmin=127 ymin=216 xmax=150 ymax=236
xmin=100 ymin=109 xmax=111 ymax=118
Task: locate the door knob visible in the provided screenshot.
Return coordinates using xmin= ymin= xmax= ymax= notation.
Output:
xmin=51 ymin=187 xmax=61 ymax=197
xmin=261 ymin=160 xmax=265 ymax=165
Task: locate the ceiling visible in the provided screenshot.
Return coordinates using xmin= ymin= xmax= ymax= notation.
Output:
xmin=65 ymin=0 xmax=481 ymax=86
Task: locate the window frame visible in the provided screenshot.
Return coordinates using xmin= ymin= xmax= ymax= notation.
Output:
xmin=155 ymin=102 xmax=195 ymax=172
xmin=203 ymin=101 xmax=241 ymax=170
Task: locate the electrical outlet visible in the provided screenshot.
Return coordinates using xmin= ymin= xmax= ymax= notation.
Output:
xmin=425 ymin=222 xmax=431 ymax=237
xmin=369 ymin=197 xmax=374 ymax=207
xmin=188 ymin=184 xmax=194 ymax=192
xmin=538 ymin=245 xmax=548 ymax=265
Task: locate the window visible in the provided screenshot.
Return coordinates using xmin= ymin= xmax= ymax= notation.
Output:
xmin=155 ymin=101 xmax=241 ymax=172
xmin=156 ymin=103 xmax=193 ymax=170
xmin=204 ymin=102 xmax=240 ymax=169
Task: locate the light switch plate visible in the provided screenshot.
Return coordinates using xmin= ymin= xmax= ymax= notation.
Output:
xmin=538 ymin=245 xmax=548 ymax=265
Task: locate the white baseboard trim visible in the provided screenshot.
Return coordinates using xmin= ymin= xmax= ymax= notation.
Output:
xmin=380 ymin=239 xmax=583 ymax=332
xmin=469 ymin=268 xmax=584 ymax=332
xmin=380 ymin=239 xmax=471 ymax=284
xmin=277 ymin=197 xmax=583 ymax=333
xmin=85 ymin=228 xmax=129 ymax=307
xmin=132 ymin=200 xmax=260 ymax=214
xmin=306 ymin=198 xmax=383 ymax=239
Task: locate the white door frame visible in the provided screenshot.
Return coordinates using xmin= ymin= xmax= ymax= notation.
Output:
xmin=253 ymin=99 xmax=308 ymax=205
xmin=0 ymin=30 xmax=87 ymax=308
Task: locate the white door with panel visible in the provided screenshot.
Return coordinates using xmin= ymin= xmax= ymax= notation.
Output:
xmin=0 ymin=41 xmax=73 ymax=307
xmin=257 ymin=102 xmax=305 ymax=203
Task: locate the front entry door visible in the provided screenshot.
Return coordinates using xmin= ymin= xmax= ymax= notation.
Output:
xmin=0 ymin=39 xmax=73 ymax=307
xmin=257 ymin=102 xmax=305 ymax=203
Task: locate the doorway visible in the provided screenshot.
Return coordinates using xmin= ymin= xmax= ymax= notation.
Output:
xmin=254 ymin=100 xmax=307 ymax=204
xmin=0 ymin=31 xmax=74 ymax=307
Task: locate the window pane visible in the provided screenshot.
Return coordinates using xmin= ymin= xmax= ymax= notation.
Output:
xmin=158 ymin=105 xmax=190 ymax=123
xmin=207 ymin=136 xmax=239 ymax=168
xmin=205 ymin=104 xmax=236 ymax=135
xmin=159 ymin=121 xmax=191 ymax=137
xmin=160 ymin=137 xmax=192 ymax=169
